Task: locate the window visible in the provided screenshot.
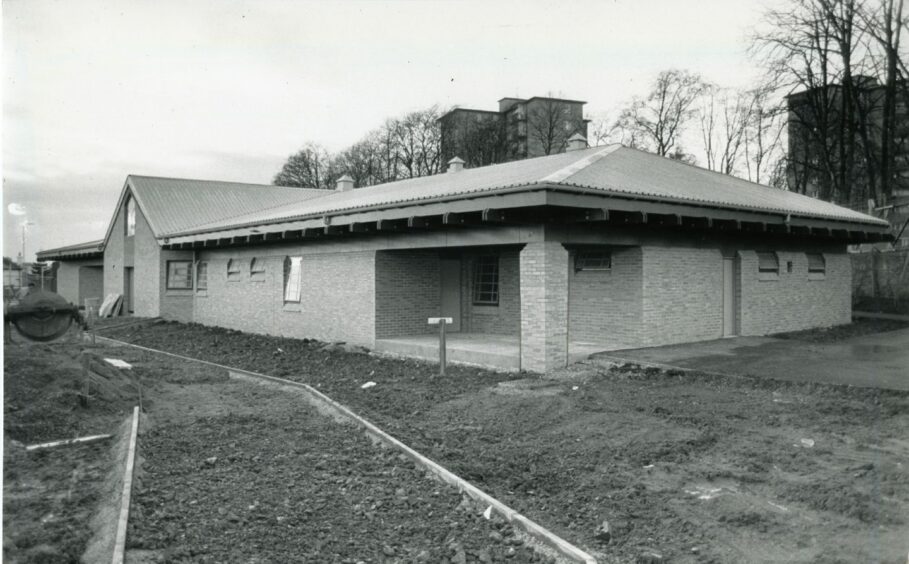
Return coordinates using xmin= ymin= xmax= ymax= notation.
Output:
xmin=575 ymin=250 xmax=612 ymax=271
xmin=757 ymin=252 xmax=779 ymax=274
xmin=250 ymin=257 xmax=266 ymax=281
xmin=807 ymin=253 xmax=826 ymax=277
xmin=126 ymin=196 xmax=136 ymax=237
xmin=472 ymin=256 xmax=499 ymax=305
xmin=227 ymin=259 xmax=241 ymax=281
xmin=196 ymin=261 xmax=208 ymax=291
xmin=284 ymin=256 xmax=302 ymax=303
xmin=166 ymin=260 xmax=193 ymax=290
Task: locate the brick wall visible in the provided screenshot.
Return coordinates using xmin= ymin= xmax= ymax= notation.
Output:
xmin=641 ymin=246 xmax=724 ymax=347
xmin=568 ymin=246 xmax=643 ymax=348
xmin=520 ymin=241 xmax=569 ymax=372
xmin=738 ymin=249 xmax=851 ymax=334
xmin=56 ymin=260 xmax=102 ymax=307
xmin=159 ymin=249 xmax=194 ymax=323
xmin=104 ymin=193 xmax=162 ymax=317
xmin=375 ymin=250 xmax=440 ymax=338
xmin=193 ymin=245 xmax=376 ymax=347
xmin=461 ymin=249 xmax=521 ymax=335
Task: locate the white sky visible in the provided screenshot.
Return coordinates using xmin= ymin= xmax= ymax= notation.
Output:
xmin=3 ymin=0 xmax=779 ymax=260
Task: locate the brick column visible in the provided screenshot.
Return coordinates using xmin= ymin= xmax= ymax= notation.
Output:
xmin=520 ymin=241 xmax=569 ymax=372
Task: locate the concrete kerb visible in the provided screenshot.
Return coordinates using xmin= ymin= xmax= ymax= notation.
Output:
xmin=87 ymin=334 xmax=597 ymax=564
xmin=112 ymin=405 xmax=140 ymax=564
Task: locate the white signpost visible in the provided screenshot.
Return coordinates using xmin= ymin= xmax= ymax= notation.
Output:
xmin=427 ymin=317 xmax=453 ymax=375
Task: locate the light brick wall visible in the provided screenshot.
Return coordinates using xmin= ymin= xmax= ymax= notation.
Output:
xmin=104 ymin=193 xmax=161 ymax=316
xmin=461 ymin=249 xmax=521 ymax=336
xmin=56 ymin=261 xmax=102 ymax=307
xmin=193 ymin=245 xmax=376 ymax=347
xmin=520 ymin=241 xmax=569 ymax=372
xmin=159 ymin=249 xmax=194 ymax=322
xmin=738 ymin=249 xmax=851 ymax=335
xmin=375 ymin=250 xmax=441 ymax=338
xmin=568 ymin=246 xmax=643 ymax=348
xmin=641 ymin=246 xmax=724 ymax=347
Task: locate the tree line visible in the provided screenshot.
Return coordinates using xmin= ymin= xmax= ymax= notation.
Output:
xmin=275 ymin=0 xmax=906 ymax=206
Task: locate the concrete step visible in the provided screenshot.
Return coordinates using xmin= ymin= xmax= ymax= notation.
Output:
xmin=375 ymin=338 xmax=520 ymax=371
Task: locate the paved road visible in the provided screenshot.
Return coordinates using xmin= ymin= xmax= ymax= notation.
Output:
xmin=598 ymin=328 xmax=909 ymax=391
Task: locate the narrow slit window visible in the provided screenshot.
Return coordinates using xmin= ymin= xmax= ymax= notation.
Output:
xmin=757 ymin=252 xmax=779 ymax=274
xmin=807 ymin=253 xmax=826 ymax=275
xmin=575 ymin=250 xmax=612 ymax=271
xmin=472 ymin=256 xmax=499 ymax=305
xmin=196 ymin=261 xmax=208 ymax=291
xmin=227 ymin=259 xmax=241 ymax=281
xmin=126 ymin=196 xmax=136 ymax=237
xmin=284 ymin=256 xmax=302 ymax=303
xmin=250 ymin=257 xmax=266 ymax=281
xmin=166 ymin=260 xmax=193 ymax=290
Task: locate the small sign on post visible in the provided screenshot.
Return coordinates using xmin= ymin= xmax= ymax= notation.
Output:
xmin=427 ymin=317 xmax=453 ymax=376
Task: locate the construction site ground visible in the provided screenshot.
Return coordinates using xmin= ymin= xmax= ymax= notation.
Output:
xmin=96 ymin=320 xmax=909 ymax=564
xmin=3 ymin=339 xmax=550 ymax=564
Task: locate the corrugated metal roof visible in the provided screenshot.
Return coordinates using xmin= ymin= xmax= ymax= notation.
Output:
xmin=173 ymin=145 xmax=886 ymax=236
xmin=37 ymin=239 xmax=105 ymax=259
xmin=127 ymin=176 xmax=332 ymax=237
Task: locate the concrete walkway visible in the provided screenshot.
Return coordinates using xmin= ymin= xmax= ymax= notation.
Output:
xmin=598 ymin=328 xmax=909 ymax=391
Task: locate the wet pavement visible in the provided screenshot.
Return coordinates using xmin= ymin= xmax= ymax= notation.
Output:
xmin=599 ymin=328 xmax=909 ymax=391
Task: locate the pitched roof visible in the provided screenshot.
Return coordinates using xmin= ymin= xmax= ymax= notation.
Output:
xmin=125 ymin=176 xmax=332 ymax=237
xmin=36 ymin=239 xmax=105 ymax=260
xmin=172 ymin=145 xmax=887 ymax=237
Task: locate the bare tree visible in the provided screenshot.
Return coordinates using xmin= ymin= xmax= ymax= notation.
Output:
xmin=526 ymin=98 xmax=585 ymax=155
xmin=273 ymin=142 xmax=337 ymax=189
xmin=743 ymin=87 xmax=787 ymax=185
xmin=615 ymin=69 xmax=708 ymax=157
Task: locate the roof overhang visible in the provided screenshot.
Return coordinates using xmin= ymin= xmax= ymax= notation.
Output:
xmin=36 ymin=241 xmax=105 ymax=261
xmin=160 ymin=184 xmax=892 ymax=249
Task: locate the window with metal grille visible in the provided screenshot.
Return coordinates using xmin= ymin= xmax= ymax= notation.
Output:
xmin=472 ymin=256 xmax=499 ymax=305
xmin=575 ymin=250 xmax=612 ymax=271
xmin=166 ymin=260 xmax=193 ymax=290
xmin=284 ymin=256 xmax=302 ymax=303
xmin=250 ymin=257 xmax=266 ymax=281
xmin=757 ymin=252 xmax=779 ymax=274
xmin=196 ymin=262 xmax=208 ymax=291
xmin=807 ymin=253 xmax=826 ymax=274
xmin=227 ymin=259 xmax=241 ymax=281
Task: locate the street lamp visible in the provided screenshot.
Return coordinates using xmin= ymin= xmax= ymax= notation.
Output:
xmin=19 ymin=221 xmax=35 ymax=288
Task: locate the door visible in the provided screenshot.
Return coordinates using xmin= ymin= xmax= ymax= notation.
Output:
xmin=440 ymin=259 xmax=461 ymax=332
xmin=124 ymin=267 xmax=135 ymax=315
xmin=722 ymin=258 xmax=736 ymax=337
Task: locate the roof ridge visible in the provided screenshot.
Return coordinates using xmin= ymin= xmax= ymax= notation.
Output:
xmin=539 ymin=144 xmax=621 ymax=184
xmin=128 ymin=174 xmax=321 ymax=191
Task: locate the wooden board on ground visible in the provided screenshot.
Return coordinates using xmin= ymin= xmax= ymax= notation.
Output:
xmin=99 ymin=294 xmax=121 ymax=318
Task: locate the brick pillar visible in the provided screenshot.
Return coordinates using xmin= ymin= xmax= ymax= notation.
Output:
xmin=520 ymin=241 xmax=569 ymax=372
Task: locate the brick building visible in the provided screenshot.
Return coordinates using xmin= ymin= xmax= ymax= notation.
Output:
xmin=439 ymin=96 xmax=589 ymax=168
xmin=39 ymin=143 xmax=890 ymax=372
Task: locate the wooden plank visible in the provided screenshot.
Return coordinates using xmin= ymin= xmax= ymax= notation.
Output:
xmin=26 ymin=434 xmax=113 ymax=451
xmin=112 ymin=406 xmax=140 ymax=564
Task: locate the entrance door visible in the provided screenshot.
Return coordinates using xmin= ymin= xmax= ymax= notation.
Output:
xmin=124 ymin=267 xmax=135 ymax=315
xmin=722 ymin=258 xmax=736 ymax=337
xmin=440 ymin=259 xmax=461 ymax=332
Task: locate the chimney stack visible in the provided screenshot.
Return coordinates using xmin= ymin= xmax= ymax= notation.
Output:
xmin=567 ymin=133 xmax=588 ymax=152
xmin=447 ymin=156 xmax=465 ymax=173
xmin=336 ymin=174 xmax=354 ymax=192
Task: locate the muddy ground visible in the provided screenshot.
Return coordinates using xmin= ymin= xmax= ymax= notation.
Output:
xmin=100 ymin=320 xmax=909 ymax=564
xmin=3 ymin=342 xmax=135 ymax=563
xmin=5 ymin=340 xmax=553 ymax=563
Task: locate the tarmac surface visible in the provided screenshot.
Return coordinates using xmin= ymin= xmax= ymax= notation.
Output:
xmin=600 ymin=327 xmax=909 ymax=391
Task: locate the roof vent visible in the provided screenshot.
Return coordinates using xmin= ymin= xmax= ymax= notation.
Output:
xmin=336 ymin=174 xmax=354 ymax=192
xmin=567 ymin=133 xmax=588 ymax=152
xmin=447 ymin=157 xmax=465 ymax=174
